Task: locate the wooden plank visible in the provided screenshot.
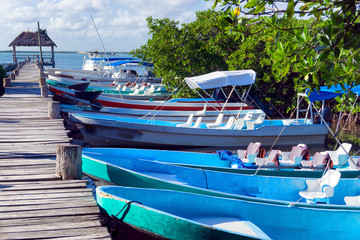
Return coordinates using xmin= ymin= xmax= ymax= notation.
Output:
xmin=0 ymin=227 xmax=110 ymax=239
xmin=0 ymin=200 xmax=97 ymax=213
xmin=0 ymin=167 xmax=56 ymax=176
xmin=0 ymin=205 xmax=100 ymax=219
xmin=0 ymin=187 xmax=93 ymax=196
xmin=0 ymin=174 xmax=60 ymax=182
xmin=0 ymin=188 xmax=93 ymax=199
xmin=0 ymin=214 xmax=101 ymax=227
xmin=0 ymin=196 xmax=94 ymax=206
xmin=0 ymin=182 xmax=87 ymax=191
xmin=0 ymin=220 xmax=104 ymax=232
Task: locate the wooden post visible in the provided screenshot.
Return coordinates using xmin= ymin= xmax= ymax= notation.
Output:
xmin=56 ymin=145 xmax=82 ymax=180
xmin=12 ymin=45 xmax=16 ymax=63
xmin=48 ymin=100 xmax=60 ymax=119
xmin=3 ymin=78 xmax=11 ymax=87
xmin=14 ymin=69 xmax=19 ymax=76
xmin=10 ymin=73 xmax=15 ymax=80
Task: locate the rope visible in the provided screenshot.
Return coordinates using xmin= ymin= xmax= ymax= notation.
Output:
xmin=201 ymin=169 xmax=209 ymax=189
xmin=113 ymin=201 xmax=143 ymax=218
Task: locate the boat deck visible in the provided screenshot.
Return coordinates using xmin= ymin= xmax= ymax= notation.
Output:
xmin=0 ymin=62 xmax=110 ymax=239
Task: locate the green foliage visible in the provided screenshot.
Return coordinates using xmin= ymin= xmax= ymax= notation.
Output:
xmin=132 ymin=10 xmax=238 ymax=97
xmin=213 ymin=0 xmax=360 ymax=111
xmin=0 ymin=66 xmax=7 ymax=79
xmin=132 ymin=9 xmax=315 ymax=114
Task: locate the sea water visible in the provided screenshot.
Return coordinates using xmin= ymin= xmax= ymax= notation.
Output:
xmin=0 ymin=51 xmax=132 ymax=70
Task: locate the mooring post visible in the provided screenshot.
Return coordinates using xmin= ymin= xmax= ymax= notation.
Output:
xmin=48 ymin=100 xmax=60 ymax=119
xmin=39 ymin=68 xmax=48 ymax=98
xmin=56 ymin=145 xmax=82 ymax=180
xmin=3 ymin=78 xmax=11 ymax=87
xmin=10 ymin=73 xmax=15 ymax=81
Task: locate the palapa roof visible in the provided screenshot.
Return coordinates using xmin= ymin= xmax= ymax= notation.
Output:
xmin=9 ymin=29 xmax=57 ymax=47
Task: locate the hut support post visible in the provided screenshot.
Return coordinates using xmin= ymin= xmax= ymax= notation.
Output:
xmin=37 ymin=21 xmax=43 ymax=68
xmin=51 ymin=45 xmax=55 ymax=68
xmin=12 ymin=45 xmax=16 ymax=63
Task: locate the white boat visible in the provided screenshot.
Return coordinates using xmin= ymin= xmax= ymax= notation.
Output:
xmin=68 ymin=70 xmax=329 ymax=149
xmin=45 ymin=51 xmax=161 ymax=83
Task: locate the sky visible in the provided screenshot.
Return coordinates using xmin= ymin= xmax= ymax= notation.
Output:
xmin=1 ymin=0 xmax=214 ymax=52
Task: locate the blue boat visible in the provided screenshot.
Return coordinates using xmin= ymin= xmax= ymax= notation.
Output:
xmin=83 ymin=151 xmax=360 ymax=239
xmin=97 ymin=186 xmax=270 ymax=239
xmin=83 ymin=147 xmax=360 ymax=178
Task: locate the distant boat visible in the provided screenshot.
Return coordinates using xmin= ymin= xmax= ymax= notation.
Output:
xmin=83 ymin=153 xmax=360 ymax=240
xmin=45 ymin=51 xmax=161 ymax=83
xmin=46 ymin=76 xmax=171 ymax=101
xmin=48 ymin=83 xmax=254 ymax=112
xmin=97 ymin=186 xmax=270 ymax=240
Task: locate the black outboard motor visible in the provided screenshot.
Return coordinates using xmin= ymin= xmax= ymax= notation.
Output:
xmin=315 ymin=107 xmax=332 ymax=124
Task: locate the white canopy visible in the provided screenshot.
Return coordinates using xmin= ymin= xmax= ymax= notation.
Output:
xmin=185 ymin=70 xmax=256 ymax=90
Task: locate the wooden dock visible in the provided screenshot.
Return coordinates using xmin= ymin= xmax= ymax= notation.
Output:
xmin=0 ymin=62 xmax=111 ymax=239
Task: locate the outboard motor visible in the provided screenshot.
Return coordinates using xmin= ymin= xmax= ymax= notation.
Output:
xmin=315 ymin=107 xmax=332 ymax=124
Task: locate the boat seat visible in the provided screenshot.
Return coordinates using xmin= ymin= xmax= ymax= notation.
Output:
xmin=191 ymin=217 xmax=270 ymax=239
xmin=195 ymin=103 xmax=207 ymax=116
xmin=255 ymin=150 xmax=280 ymax=166
xmin=191 ymin=117 xmax=203 ymax=128
xmin=344 ymin=196 xmax=360 ymax=206
xmin=149 ymin=85 xmax=155 ymax=92
xmin=233 ymin=112 xmax=253 ymax=130
xmin=299 ymin=169 xmax=341 ymax=204
xmin=238 ymin=142 xmax=263 ymax=163
xmin=348 ymin=156 xmax=360 ymax=170
xmin=301 ymin=152 xmax=332 ymax=168
xmin=246 ymin=114 xmax=265 ymax=130
xmin=323 ymin=143 xmax=352 ymax=167
xmin=206 ymin=113 xmax=224 ymax=128
xmin=176 ymin=114 xmax=194 ymax=127
xmin=216 ymin=117 xmax=236 ymax=129
xmin=279 ymin=144 xmax=309 ymax=166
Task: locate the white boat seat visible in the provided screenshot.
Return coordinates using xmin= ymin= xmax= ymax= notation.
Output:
xmin=255 ymin=150 xmax=280 ymax=166
xmin=176 ymin=114 xmax=194 ymax=127
xmin=216 ymin=117 xmax=236 ymax=129
xmin=348 ymin=156 xmax=360 ymax=170
xmin=191 ymin=117 xmax=203 ymax=128
xmin=323 ymin=143 xmax=352 ymax=167
xmin=344 ymin=196 xmax=360 ymax=206
xmin=238 ymin=142 xmax=263 ymax=163
xmin=195 ymin=103 xmax=207 ymax=116
xmin=279 ymin=144 xmax=308 ymax=166
xmin=246 ymin=114 xmax=265 ymax=130
xmin=299 ymin=169 xmax=341 ymax=204
xmin=234 ymin=112 xmax=253 ymax=130
xmin=301 ymin=152 xmax=331 ymax=168
xmin=206 ymin=113 xmax=224 ymax=128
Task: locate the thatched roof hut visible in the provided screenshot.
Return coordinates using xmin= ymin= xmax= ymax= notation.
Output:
xmin=9 ymin=29 xmax=57 ymax=67
xmin=9 ymin=30 xmax=57 ymax=47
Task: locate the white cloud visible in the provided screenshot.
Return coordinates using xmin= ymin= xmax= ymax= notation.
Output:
xmin=0 ymin=0 xmax=211 ymax=51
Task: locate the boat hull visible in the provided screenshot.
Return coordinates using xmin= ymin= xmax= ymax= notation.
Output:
xmin=97 ymin=186 xmax=269 ymax=240
xmin=71 ymin=113 xmax=328 ymax=149
xmin=83 ymin=148 xmax=360 ymax=179
xmin=83 ymin=155 xmax=360 ymax=240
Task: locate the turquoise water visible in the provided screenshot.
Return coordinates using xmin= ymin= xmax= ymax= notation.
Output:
xmin=0 ymin=51 xmax=132 ymax=70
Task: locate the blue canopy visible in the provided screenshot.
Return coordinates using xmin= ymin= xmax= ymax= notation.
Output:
xmin=110 ymin=60 xmax=154 ymax=67
xmin=91 ymin=57 xmax=135 ymax=61
xmin=306 ymin=84 xmax=360 ymax=102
